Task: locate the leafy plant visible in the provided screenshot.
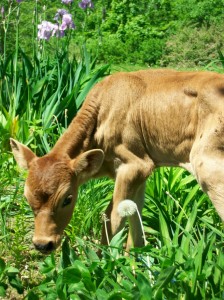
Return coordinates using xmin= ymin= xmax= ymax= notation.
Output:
xmin=0 ymin=257 xmax=23 ymax=297
xmin=0 ymin=1 xmax=110 ymax=156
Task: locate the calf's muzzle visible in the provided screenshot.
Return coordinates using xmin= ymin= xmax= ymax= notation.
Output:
xmin=33 ymin=240 xmax=55 ymax=253
xmin=32 ymin=210 xmax=62 ymax=254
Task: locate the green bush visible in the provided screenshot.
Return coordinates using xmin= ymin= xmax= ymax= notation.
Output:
xmin=87 ymin=33 xmax=165 ymax=66
xmin=129 ymin=38 xmax=165 ymax=66
xmin=161 ymin=23 xmax=224 ymax=68
xmin=87 ymin=34 xmax=128 ymax=64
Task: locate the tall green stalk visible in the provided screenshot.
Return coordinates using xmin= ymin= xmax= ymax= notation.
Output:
xmin=2 ymin=2 xmax=12 ymax=64
xmin=12 ymin=3 xmax=20 ymax=116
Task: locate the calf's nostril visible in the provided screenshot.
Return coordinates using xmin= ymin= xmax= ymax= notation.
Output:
xmin=34 ymin=241 xmax=54 ymax=253
xmin=45 ymin=241 xmax=54 ymax=252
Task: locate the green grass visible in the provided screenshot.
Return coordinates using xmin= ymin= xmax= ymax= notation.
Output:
xmin=1 ymin=164 xmax=224 ymax=299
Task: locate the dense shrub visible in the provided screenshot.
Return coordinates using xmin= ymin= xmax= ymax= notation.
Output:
xmin=161 ymin=23 xmax=224 ymax=68
xmin=86 ymin=33 xmax=127 ymax=64
xmin=83 ymin=0 xmax=224 ymax=67
xmin=86 ymin=34 xmax=165 ymax=65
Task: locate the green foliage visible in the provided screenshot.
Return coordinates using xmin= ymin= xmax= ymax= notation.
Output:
xmin=0 ymin=1 xmax=110 ymax=155
xmin=143 ymin=168 xmax=224 ymax=298
xmin=84 ymin=0 xmax=224 ymax=66
xmin=2 ymin=0 xmax=224 ymax=67
xmin=0 ymin=47 xmax=109 ymax=154
xmin=161 ymin=22 xmax=224 ymax=68
xmin=61 ymin=168 xmax=224 ymax=299
xmin=23 ymin=238 xmax=152 ymax=300
xmin=174 ymin=0 xmax=224 ymax=27
xmin=85 ymin=0 xmax=170 ymax=65
xmin=0 ymin=258 xmax=23 ymax=297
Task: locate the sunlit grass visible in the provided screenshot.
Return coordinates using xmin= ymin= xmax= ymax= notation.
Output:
xmin=1 ymin=166 xmax=224 ymax=299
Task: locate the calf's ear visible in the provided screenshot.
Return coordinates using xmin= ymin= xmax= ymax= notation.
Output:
xmin=71 ymin=149 xmax=104 ymax=178
xmin=10 ymin=138 xmax=37 ymax=169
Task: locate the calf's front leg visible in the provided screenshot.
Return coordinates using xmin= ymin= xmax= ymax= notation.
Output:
xmin=191 ymin=150 xmax=224 ymax=221
xmin=102 ymin=155 xmax=154 ymax=251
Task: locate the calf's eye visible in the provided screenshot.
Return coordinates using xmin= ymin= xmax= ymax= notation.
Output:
xmin=62 ymin=195 xmax=72 ymax=208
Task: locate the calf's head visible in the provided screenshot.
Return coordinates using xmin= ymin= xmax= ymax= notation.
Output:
xmin=10 ymin=139 xmax=104 ymax=254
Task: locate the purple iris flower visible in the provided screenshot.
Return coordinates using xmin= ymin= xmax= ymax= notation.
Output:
xmin=61 ymin=0 xmax=73 ymax=4
xmin=38 ymin=21 xmax=59 ymax=40
xmin=79 ymin=0 xmax=94 ymax=10
xmin=54 ymin=9 xmax=68 ymax=21
xmin=1 ymin=6 xmax=4 ymax=16
xmin=60 ymin=13 xmax=75 ymax=30
xmin=38 ymin=13 xmax=75 ymax=40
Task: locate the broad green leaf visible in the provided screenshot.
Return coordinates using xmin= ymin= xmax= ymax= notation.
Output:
xmin=74 ymin=260 xmax=91 ymax=279
xmin=67 ymin=281 xmax=85 ymax=294
xmin=0 ymin=284 xmax=6 ymax=297
xmin=8 ymin=277 xmax=24 ymax=294
xmin=178 ymin=174 xmax=196 ymax=188
xmin=27 ymin=291 xmax=39 ymax=300
xmin=62 ymin=266 xmax=81 ymax=284
xmin=168 ymin=168 xmax=185 ymax=191
xmin=121 ymin=279 xmax=134 ymax=292
xmin=120 ymin=265 xmax=138 ymax=286
xmin=39 ymin=254 xmax=56 ymax=274
xmin=56 ymin=274 xmax=67 ymax=300
xmin=74 ymin=260 xmax=95 ymax=292
xmin=109 ymin=228 xmax=127 ymax=258
xmin=107 ymin=291 xmax=123 ymax=300
xmin=6 ymin=266 xmax=19 ymax=276
xmin=214 ymin=250 xmax=224 ymax=285
xmin=21 ymin=49 xmax=34 ymax=79
xmin=191 ymin=239 xmax=204 ymax=294
xmin=31 ymin=77 xmax=47 ymax=97
xmin=85 ymin=246 xmax=100 ymax=262
xmin=46 ymin=290 xmax=58 ymax=300
xmin=61 ymin=238 xmax=72 ymax=269
xmin=109 ymin=228 xmax=126 ymax=248
xmin=185 ymin=201 xmax=198 ymax=232
xmin=0 ymin=258 xmax=6 ymax=275
xmin=76 ymin=64 xmax=110 ymax=109
xmin=96 ymin=288 xmax=109 ymax=300
xmin=70 ymin=294 xmax=82 ymax=300
xmin=158 ymin=211 xmax=171 ymax=249
xmin=137 ymin=273 xmax=152 ymax=300
xmin=153 ymin=266 xmax=176 ymax=298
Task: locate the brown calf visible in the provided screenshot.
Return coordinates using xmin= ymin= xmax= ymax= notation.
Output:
xmin=10 ymin=69 xmax=224 ymax=253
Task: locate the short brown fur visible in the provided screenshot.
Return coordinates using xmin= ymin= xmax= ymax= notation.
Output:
xmin=10 ymin=69 xmax=224 ymax=253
